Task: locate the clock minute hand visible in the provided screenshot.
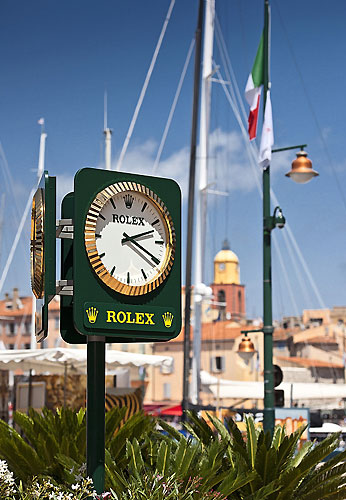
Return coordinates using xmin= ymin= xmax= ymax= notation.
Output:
xmin=121 ymin=229 xmax=154 ymax=244
xmin=122 ymin=232 xmax=160 ymax=265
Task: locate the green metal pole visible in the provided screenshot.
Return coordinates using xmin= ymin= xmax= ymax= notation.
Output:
xmin=87 ymin=337 xmax=105 ymax=494
xmin=262 ymin=0 xmax=275 ymax=435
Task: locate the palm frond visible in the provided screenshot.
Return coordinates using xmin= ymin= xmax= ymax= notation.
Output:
xmin=246 ymin=416 xmax=258 ymax=469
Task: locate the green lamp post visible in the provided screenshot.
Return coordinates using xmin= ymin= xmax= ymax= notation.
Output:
xmin=263 ymin=142 xmax=318 ymax=434
xmin=262 ymin=0 xmax=319 ymax=434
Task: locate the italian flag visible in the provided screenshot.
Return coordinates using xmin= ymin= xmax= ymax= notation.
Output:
xmin=245 ymin=34 xmax=264 ymax=140
xmin=258 ymin=90 xmax=274 ymax=168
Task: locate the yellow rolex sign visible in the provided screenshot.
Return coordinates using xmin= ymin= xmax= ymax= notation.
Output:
xmin=84 ymin=302 xmax=176 ymax=333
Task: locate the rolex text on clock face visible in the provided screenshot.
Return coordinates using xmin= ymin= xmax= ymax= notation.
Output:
xmin=84 ymin=182 xmax=175 ymax=295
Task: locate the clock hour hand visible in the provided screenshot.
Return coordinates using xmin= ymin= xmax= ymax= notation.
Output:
xmin=121 ymin=229 xmax=154 ymax=244
xmin=122 ymin=232 xmax=160 ymax=265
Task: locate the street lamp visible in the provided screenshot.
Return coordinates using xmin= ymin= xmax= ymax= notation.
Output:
xmin=237 ymin=331 xmax=256 ymax=362
xmin=262 ymin=144 xmax=318 ymax=434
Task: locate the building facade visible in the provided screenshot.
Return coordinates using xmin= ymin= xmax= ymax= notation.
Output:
xmin=0 ymin=289 xmax=63 ymax=349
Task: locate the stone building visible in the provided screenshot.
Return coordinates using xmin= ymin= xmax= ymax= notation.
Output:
xmin=0 ymin=289 xmax=63 ymax=349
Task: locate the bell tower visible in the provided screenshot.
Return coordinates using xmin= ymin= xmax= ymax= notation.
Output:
xmin=211 ymin=240 xmax=246 ymax=322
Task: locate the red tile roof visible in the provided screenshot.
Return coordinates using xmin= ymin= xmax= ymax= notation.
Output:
xmin=277 ymin=355 xmax=343 ymax=369
xmin=0 ymin=295 xmax=59 ymax=318
xmin=168 ymin=322 xmax=255 ymax=343
xmin=295 ymin=336 xmax=338 ymax=345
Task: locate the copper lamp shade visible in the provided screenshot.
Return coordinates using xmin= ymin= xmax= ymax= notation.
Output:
xmin=285 ymin=150 xmax=319 ymax=184
xmin=237 ymin=334 xmax=256 ymax=360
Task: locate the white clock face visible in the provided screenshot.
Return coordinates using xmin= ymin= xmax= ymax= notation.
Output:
xmin=85 ymin=182 xmax=175 ymax=295
xmin=96 ymin=191 xmax=167 ymax=285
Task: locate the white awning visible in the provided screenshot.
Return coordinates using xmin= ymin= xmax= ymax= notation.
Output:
xmin=201 ymin=371 xmax=346 ymax=401
xmin=0 ymin=347 xmax=172 ymax=374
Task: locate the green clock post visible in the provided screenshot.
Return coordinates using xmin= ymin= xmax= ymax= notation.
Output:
xmin=73 ymin=168 xmax=181 ymax=493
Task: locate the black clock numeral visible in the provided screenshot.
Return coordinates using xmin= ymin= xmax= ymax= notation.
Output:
xmin=110 ymin=266 xmax=116 ymax=276
xmin=141 ymin=269 xmax=147 ymax=280
xmin=95 ymin=234 xmax=101 ymax=239
xmin=110 ymin=198 xmax=116 ymax=210
xmin=127 ymin=272 xmax=130 ymax=284
xmin=99 ymin=214 xmax=106 ymax=221
xmin=99 ymin=252 xmax=105 ymax=259
xmin=155 ymin=240 xmax=164 ymax=245
xmin=152 ymin=219 xmax=159 ymax=226
xmin=141 ymin=202 xmax=147 ymax=212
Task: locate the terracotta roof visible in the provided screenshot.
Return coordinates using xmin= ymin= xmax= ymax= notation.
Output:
xmin=0 ymin=295 xmax=60 ymax=318
xmin=295 ymin=336 xmax=338 ymax=345
xmin=277 ymin=355 xmax=344 ymax=369
xmin=273 ymin=328 xmax=294 ymax=341
xmin=168 ymin=321 xmax=255 ymax=343
xmin=0 ymin=296 xmax=32 ymax=318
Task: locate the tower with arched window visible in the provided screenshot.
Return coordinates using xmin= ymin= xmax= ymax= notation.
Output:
xmin=211 ymin=240 xmax=246 ymax=322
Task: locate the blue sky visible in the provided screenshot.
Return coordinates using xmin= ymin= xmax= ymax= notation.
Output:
xmin=0 ymin=0 xmax=346 ymax=321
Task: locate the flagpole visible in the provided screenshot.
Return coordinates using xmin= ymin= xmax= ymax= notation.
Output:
xmin=262 ymin=0 xmax=275 ymax=434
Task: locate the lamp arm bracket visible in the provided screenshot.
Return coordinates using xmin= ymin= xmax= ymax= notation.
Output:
xmin=272 ymin=144 xmax=307 ymax=153
xmin=240 ymin=326 xmax=274 ymax=335
xmin=241 ymin=329 xmax=263 ymax=334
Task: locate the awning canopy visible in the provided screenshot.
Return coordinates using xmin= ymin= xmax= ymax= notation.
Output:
xmin=0 ymin=347 xmax=172 ymax=375
xmin=201 ymin=371 xmax=346 ymax=401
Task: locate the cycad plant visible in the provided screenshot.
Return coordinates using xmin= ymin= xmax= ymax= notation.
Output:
xmin=105 ymin=422 xmax=256 ymax=499
xmin=1 ymin=407 xmax=346 ymax=499
xmin=0 ymin=405 xmax=138 ymax=484
xmin=185 ymin=411 xmax=346 ymax=499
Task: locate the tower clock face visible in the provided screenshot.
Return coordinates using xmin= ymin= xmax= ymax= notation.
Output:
xmin=84 ymin=181 xmax=176 ymax=295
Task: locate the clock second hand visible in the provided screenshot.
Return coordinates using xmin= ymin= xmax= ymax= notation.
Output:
xmin=121 ymin=229 xmax=154 ymax=244
xmin=122 ymin=232 xmax=160 ymax=265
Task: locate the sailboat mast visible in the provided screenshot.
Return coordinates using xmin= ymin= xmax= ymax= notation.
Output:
xmin=104 ymin=91 xmax=112 ymax=171
xmin=191 ymin=0 xmax=215 ymax=406
xmin=195 ymin=0 xmax=214 ymax=286
xmin=37 ymin=120 xmax=47 ymax=180
xmin=182 ymin=0 xmax=204 ymax=417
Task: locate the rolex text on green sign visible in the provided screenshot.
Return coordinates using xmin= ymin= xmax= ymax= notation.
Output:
xmin=84 ymin=302 xmax=176 ymax=333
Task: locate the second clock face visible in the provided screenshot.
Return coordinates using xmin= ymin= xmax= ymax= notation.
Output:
xmin=85 ymin=182 xmax=175 ymax=295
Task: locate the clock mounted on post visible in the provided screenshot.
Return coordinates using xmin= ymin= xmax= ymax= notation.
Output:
xmin=73 ymin=168 xmax=181 ymax=341
xmin=84 ymin=182 xmax=176 ymax=295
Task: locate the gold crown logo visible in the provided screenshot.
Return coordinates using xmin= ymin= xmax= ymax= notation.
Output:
xmin=123 ymin=194 xmax=134 ymax=209
xmin=162 ymin=312 xmax=174 ymax=328
xmin=86 ymin=307 xmax=98 ymax=324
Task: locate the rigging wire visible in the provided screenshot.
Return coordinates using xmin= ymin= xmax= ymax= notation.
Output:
xmin=272 ymin=0 xmax=346 ymax=218
xmin=0 ymin=143 xmax=23 ymax=224
xmin=116 ymin=0 xmax=176 ymax=172
xmin=152 ymin=38 xmax=195 ymax=174
xmin=0 ymin=182 xmax=37 ymax=294
xmin=214 ymin=17 xmax=332 ymax=384
xmin=215 ymin=67 xmax=301 ymax=316
xmin=214 ymin=22 xmax=326 ymax=311
xmin=214 ymin=66 xmax=325 ymax=384
xmin=271 ymin=189 xmax=326 ymax=309
xmin=0 ymin=143 xmax=30 ymax=275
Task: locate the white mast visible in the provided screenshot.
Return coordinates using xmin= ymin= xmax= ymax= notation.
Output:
xmin=104 ymin=91 xmax=112 ymax=171
xmin=191 ymin=0 xmax=215 ymax=405
xmin=37 ymin=119 xmax=47 ymax=180
xmin=31 ymin=119 xmax=47 ymax=349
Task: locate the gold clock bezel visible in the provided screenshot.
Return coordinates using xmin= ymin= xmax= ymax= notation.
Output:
xmin=84 ymin=181 xmax=176 ymax=296
xmin=30 ymin=188 xmax=45 ymax=299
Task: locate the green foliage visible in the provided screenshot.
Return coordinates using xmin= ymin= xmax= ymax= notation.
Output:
xmin=197 ymin=412 xmax=346 ymax=499
xmin=1 ymin=406 xmax=346 ymax=500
